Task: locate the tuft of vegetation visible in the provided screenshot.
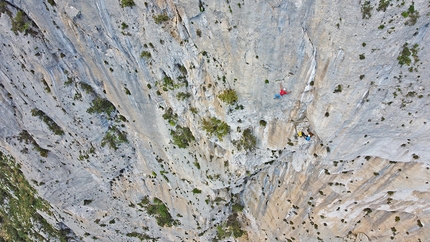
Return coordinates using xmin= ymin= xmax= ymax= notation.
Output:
xmin=31 ymin=109 xmax=64 ymax=135
xmin=80 ymin=82 xmax=94 ymax=94
xmin=376 ymin=0 xmax=390 ymax=12
xmin=138 ymin=197 xmax=178 ymax=227
xmin=170 ymin=125 xmax=195 ymax=148
xmin=259 ymin=120 xmax=267 ymax=127
xmin=41 ymin=79 xmax=50 ymax=93
xmin=233 ymin=128 xmax=257 ymax=152
xmin=216 ymin=213 xmax=245 ymax=239
xmin=402 ymin=4 xmax=420 ymax=26
xmin=0 ymin=151 xmax=69 ymax=241
xmin=217 ymin=89 xmax=238 ymax=105
xmin=412 ymin=153 xmax=419 ymax=159
xmin=196 ymin=29 xmax=202 ymax=37
xmin=126 ymin=232 xmax=156 ymax=241
xmin=11 ymin=10 xmax=31 ymax=34
xmin=333 ymin=85 xmax=342 ymax=93
xmin=162 ymin=108 xmax=178 ymax=126
xmin=359 ymin=54 xmax=365 ymax=60
xmin=232 ymin=203 xmax=244 ymax=213
xmin=87 ymin=96 xmax=117 ymax=117
xmin=140 ymin=51 xmax=151 ymax=59
xmin=361 ymin=1 xmax=373 ymax=19
xmin=18 ymin=130 xmax=49 ymax=157
xmin=192 ymin=188 xmax=202 ymax=194
xmin=202 ymin=117 xmax=230 ymax=141
xmin=121 ymin=22 xmax=129 ymax=29
xmin=120 ymin=0 xmax=135 ymax=8
xmin=154 ymin=14 xmax=169 ymax=24
xmin=176 ymin=92 xmax=191 ymax=101
xmin=124 ymin=87 xmax=131 ymax=95
xmin=397 ymin=43 xmax=419 ymax=67
xmin=101 ymin=126 xmax=128 ymax=150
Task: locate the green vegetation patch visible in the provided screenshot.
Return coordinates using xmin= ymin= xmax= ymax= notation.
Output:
xmin=120 ymin=0 xmax=135 ymax=8
xmin=11 ymin=10 xmax=31 ymax=34
xmin=87 ymin=96 xmax=117 ymax=117
xmin=138 ymin=197 xmax=179 ymax=227
xmin=0 ymin=151 xmax=68 ymax=241
xmin=159 ymin=76 xmax=184 ymax=91
xmin=162 ymin=108 xmax=178 ymax=126
xmin=140 ymin=51 xmax=151 ymax=59
xmin=18 ymin=130 xmax=49 ymax=157
xmin=361 ymin=1 xmax=373 ymax=19
xmin=0 ymin=1 xmax=12 ymax=17
xmin=126 ymin=232 xmax=157 ymax=241
xmin=233 ymin=128 xmax=257 ymax=152
xmin=101 ymin=126 xmax=128 ymax=150
xmin=154 ymin=14 xmax=169 ymax=24
xmin=202 ymin=117 xmax=230 ymax=141
xmin=217 ymin=89 xmax=238 ymax=105
xmin=216 ymin=213 xmax=245 ymax=239
xmin=31 ymin=108 xmax=64 ymax=135
xmin=376 ymin=0 xmax=390 ymax=12
xmin=402 ymin=4 xmax=420 ymax=26
xmin=170 ymin=125 xmax=195 ymax=148
xmin=397 ymin=43 xmax=419 ymax=66
xmin=79 ymin=82 xmax=94 ymax=94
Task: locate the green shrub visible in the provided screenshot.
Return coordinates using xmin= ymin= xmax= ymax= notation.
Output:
xmin=196 ymin=29 xmax=202 ymax=37
xmin=176 ymin=92 xmax=191 ymax=100
xmin=121 ymin=22 xmax=129 ymax=29
xmin=154 ymin=14 xmax=169 ymax=24
xmin=0 ymin=152 xmax=67 ymax=241
xmin=232 ymin=203 xmax=244 ymax=212
xmin=31 ymin=109 xmax=64 ymax=135
xmin=233 ymin=128 xmax=257 ymax=152
xmin=18 ymin=130 xmax=49 ymax=157
xmin=376 ymin=0 xmax=390 ymax=12
xmin=259 ymin=120 xmax=267 ymax=127
xmin=359 ymin=54 xmax=365 ymax=60
xmin=124 ymin=87 xmax=131 ymax=95
xmin=397 ymin=44 xmax=412 ymax=66
xmin=80 ymin=82 xmax=94 ymax=94
xmin=87 ymin=97 xmax=117 ymax=116
xmin=162 ymin=108 xmax=178 ymax=126
xmin=140 ymin=197 xmax=178 ymax=227
xmin=361 ymin=1 xmax=373 ymax=19
xmin=140 ymin=51 xmax=151 ymax=59
xmin=202 ymin=117 xmax=230 ymax=141
xmin=120 ymin=0 xmax=135 ymax=8
xmin=178 ymin=64 xmax=187 ymax=76
xmin=101 ymin=126 xmax=128 ymax=150
xmin=403 ymin=5 xmax=420 ymax=26
xmin=218 ymin=89 xmax=238 ymax=105
xmin=170 ymin=125 xmax=195 ymax=148
xmin=192 ymin=188 xmax=202 ymax=194
xmin=11 ymin=11 xmax=31 ymax=34
xmin=333 ymin=85 xmax=342 ymax=93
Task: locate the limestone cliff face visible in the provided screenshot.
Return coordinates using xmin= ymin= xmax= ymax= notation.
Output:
xmin=0 ymin=0 xmax=429 ymax=241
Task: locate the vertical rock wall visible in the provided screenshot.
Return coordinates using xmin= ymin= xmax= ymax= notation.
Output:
xmin=0 ymin=0 xmax=429 ymax=241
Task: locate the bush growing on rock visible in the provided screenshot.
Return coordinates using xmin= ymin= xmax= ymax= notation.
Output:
xmin=233 ymin=128 xmax=257 ymax=152
xmin=154 ymin=14 xmax=169 ymax=24
xmin=218 ymin=89 xmax=238 ymax=105
xmin=87 ymin=97 xmax=117 ymax=116
xmin=170 ymin=125 xmax=195 ymax=148
xmin=202 ymin=117 xmax=230 ymax=141
xmin=120 ymin=0 xmax=135 ymax=8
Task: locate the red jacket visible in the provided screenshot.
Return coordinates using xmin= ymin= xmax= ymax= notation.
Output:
xmin=280 ymin=89 xmax=289 ymax=96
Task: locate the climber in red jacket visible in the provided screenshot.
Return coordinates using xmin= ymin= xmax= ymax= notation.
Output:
xmin=279 ymin=83 xmax=290 ymax=96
